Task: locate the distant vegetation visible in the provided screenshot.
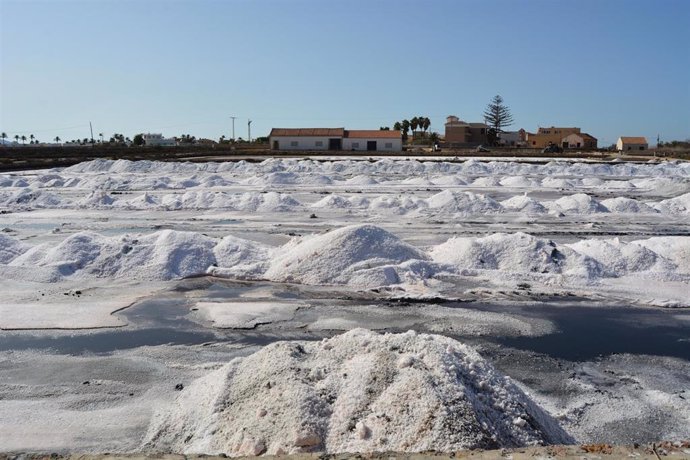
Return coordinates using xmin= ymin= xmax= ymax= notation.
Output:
xmin=483 ymin=94 xmax=514 ymax=145
xmin=392 ymin=116 xmax=432 ymax=142
xmin=658 ymin=140 xmax=690 ymax=148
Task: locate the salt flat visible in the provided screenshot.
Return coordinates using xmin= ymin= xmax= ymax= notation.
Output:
xmin=0 ymin=157 xmax=688 ymax=454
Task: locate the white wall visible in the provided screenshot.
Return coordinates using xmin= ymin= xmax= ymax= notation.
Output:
xmin=270 ymin=136 xmax=333 ymax=150
xmin=342 ymin=138 xmax=402 ymax=151
xmin=498 ymin=132 xmax=520 ymax=146
xmin=564 ymin=134 xmax=584 ymax=148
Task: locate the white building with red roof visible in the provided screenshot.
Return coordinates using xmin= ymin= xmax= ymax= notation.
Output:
xmin=269 ymin=128 xmax=401 ymax=152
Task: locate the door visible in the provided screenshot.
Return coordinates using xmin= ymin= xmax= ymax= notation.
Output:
xmin=562 ymin=142 xmax=568 ymax=149
xmin=328 ymin=138 xmax=342 ymax=150
xmin=367 ymin=141 xmax=377 ymax=151
xmin=272 ymin=140 xmax=279 ymax=150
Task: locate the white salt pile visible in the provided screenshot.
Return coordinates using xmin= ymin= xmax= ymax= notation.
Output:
xmin=263 ymin=224 xmax=434 ymax=286
xmin=146 ymin=329 xmax=572 ymax=455
xmin=547 ymin=193 xmax=608 ymax=214
xmin=430 ymin=232 xmax=599 ymax=278
xmin=4 ymin=230 xmax=270 ymax=283
xmin=500 ymin=195 xmax=548 ymax=214
xmin=426 ymin=190 xmax=503 ymax=214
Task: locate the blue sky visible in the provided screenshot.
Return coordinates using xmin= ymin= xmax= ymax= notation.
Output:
xmin=2 ymin=0 xmax=689 ymax=146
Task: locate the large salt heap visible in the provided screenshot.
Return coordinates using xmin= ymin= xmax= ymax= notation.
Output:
xmin=146 ymin=329 xmax=572 ymax=455
xmin=263 ymin=224 xmax=433 ymax=286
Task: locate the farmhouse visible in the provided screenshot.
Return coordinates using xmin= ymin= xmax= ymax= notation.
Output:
xmin=525 ymin=127 xmax=581 ymax=148
xmin=269 ymin=128 xmax=402 ymax=152
xmin=563 ymin=132 xmax=598 ymax=149
xmin=617 ymin=136 xmax=648 ymax=152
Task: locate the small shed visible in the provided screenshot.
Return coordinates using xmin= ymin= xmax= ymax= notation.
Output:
xmin=563 ymin=133 xmax=598 ymax=149
xmin=617 ymin=137 xmax=648 ymax=152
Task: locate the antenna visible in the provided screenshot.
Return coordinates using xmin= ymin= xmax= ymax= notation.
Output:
xmin=248 ymin=119 xmax=252 ymax=143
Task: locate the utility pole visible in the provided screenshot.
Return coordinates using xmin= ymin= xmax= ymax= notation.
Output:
xmin=248 ymin=119 xmax=252 ymax=143
xmin=230 ymin=116 xmax=236 ymax=141
xmin=89 ymin=121 xmax=94 ymax=144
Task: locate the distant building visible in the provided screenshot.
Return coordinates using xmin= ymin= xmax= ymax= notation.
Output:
xmin=562 ymin=132 xmax=598 ymax=149
xmin=617 ymin=136 xmax=648 ymax=152
xmin=143 ymin=133 xmax=176 ymax=147
xmin=444 ymin=116 xmax=488 ymax=146
xmin=269 ymin=128 xmax=402 ymax=152
xmin=498 ymin=129 xmax=527 ymax=147
xmin=525 ymin=127 xmax=581 ymax=148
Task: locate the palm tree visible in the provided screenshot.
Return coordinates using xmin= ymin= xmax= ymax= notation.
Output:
xmin=401 ymin=120 xmax=410 ymax=142
xmin=99 ymin=133 xmax=104 ymax=143
xmin=14 ymin=135 xmax=20 ymax=144
xmin=20 ymin=135 xmax=27 ymax=145
xmin=29 ymin=134 xmax=35 ymax=143
xmin=422 ymin=117 xmax=431 ymax=134
xmin=1 ymin=132 xmax=6 ymax=145
xmin=393 ymin=121 xmax=402 ymax=132
xmin=54 ymin=136 xmax=61 ymax=144
xmin=410 ymin=117 xmax=419 ymax=139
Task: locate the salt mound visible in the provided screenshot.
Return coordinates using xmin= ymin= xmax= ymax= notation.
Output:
xmin=655 ymin=192 xmax=690 ymax=214
xmin=500 ymin=196 xmax=547 ymax=214
xmin=212 ymin=235 xmax=272 ymax=277
xmin=499 ymin=176 xmax=537 ymax=187
xmin=431 ymin=232 xmax=600 ymax=277
xmin=600 ymin=197 xmax=657 ymax=213
xmin=426 ymin=190 xmax=503 ymax=214
xmin=9 ymin=230 xmax=219 ymax=281
xmin=123 ymin=193 xmax=160 ymax=209
xmin=1 ymin=189 xmax=64 ymax=208
xmin=345 ymin=175 xmax=379 ymax=185
xmin=263 ymin=225 xmax=429 ymax=285
xmin=146 ymin=329 xmax=571 ymax=455
xmin=550 ymin=193 xmax=608 ymax=214
xmin=368 ymin=195 xmax=427 ymax=214
xmin=566 ymin=238 xmax=669 ymax=276
xmin=431 ymin=175 xmax=467 ymax=186
xmin=311 ymin=194 xmax=355 ymax=209
xmin=632 ymin=237 xmax=690 ymax=275
xmin=0 ymin=234 xmax=30 ymax=263
xmin=77 ymin=190 xmax=115 ymax=208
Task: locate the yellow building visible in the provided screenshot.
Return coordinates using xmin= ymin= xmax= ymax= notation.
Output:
xmin=526 ymin=127 xmax=581 ymax=148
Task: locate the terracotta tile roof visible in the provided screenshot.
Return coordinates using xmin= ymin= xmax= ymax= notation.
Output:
xmin=619 ymin=136 xmax=648 ymax=144
xmin=269 ymin=128 xmax=345 ymax=137
xmin=344 ymin=130 xmax=402 ymax=139
xmin=565 ymin=132 xmax=597 ymax=141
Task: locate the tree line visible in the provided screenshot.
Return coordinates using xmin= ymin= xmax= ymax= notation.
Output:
xmin=385 ymin=117 xmax=432 ymax=142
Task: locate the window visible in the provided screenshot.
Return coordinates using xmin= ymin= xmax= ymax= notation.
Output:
xmin=290 ymin=141 xmax=298 ymax=147
xmin=352 ymin=142 xmax=360 ymax=148
xmin=639 ymin=146 xmax=644 ymax=150
xmin=315 ymin=141 xmax=323 ymax=147
xmin=384 ymin=142 xmax=393 ymax=148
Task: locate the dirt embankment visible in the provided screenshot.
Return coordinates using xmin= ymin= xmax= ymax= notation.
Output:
xmin=1 ymin=145 xmax=686 ymax=172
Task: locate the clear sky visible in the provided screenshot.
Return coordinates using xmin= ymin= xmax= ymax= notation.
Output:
xmin=2 ymin=0 xmax=689 ymax=146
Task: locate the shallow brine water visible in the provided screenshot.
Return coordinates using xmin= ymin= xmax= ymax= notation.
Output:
xmin=1 ymin=280 xmax=688 ymax=364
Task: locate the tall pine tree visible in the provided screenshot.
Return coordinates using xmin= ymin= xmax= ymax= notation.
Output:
xmin=483 ymin=95 xmax=514 ymax=144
